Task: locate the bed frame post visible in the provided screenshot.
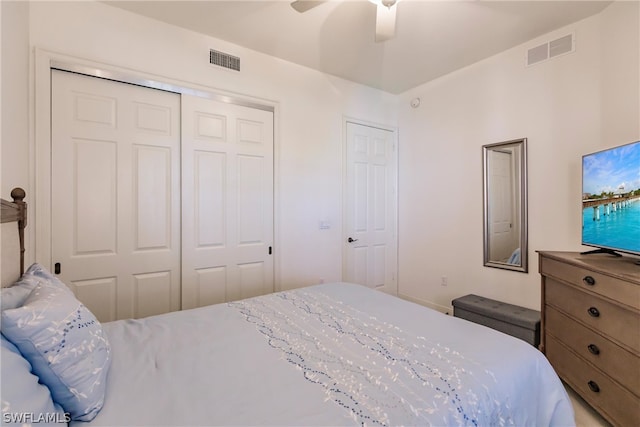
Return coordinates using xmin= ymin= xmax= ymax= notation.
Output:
xmin=11 ymin=187 xmax=27 ymax=276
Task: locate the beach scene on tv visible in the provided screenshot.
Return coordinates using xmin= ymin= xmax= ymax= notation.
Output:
xmin=582 ymin=141 xmax=640 ymax=255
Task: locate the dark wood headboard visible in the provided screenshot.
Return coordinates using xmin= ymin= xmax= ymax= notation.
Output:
xmin=1 ymin=188 xmax=27 ymax=275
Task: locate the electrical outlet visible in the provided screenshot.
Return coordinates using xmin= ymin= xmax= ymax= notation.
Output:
xmin=441 ymin=276 xmax=448 ymax=286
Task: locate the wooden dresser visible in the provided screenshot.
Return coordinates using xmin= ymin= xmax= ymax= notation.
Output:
xmin=539 ymin=251 xmax=640 ymax=426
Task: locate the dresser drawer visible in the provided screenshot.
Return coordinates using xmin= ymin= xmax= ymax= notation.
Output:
xmin=541 ymin=257 xmax=640 ymax=310
xmin=546 ymin=335 xmax=640 ymax=426
xmin=545 ymin=306 xmax=639 ymax=394
xmin=546 ymin=278 xmax=640 ymax=353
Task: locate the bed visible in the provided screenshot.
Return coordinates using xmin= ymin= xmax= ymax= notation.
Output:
xmin=1 ymin=189 xmax=575 ymax=426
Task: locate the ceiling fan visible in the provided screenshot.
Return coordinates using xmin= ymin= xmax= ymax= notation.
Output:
xmin=290 ymin=0 xmax=400 ymax=42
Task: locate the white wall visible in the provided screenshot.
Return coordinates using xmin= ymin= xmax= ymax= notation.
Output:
xmin=1 ymin=1 xmax=30 ymax=197
xmin=2 ymin=1 xmax=637 ymax=309
xmin=397 ymin=1 xmax=639 ymax=311
xmin=1 ymin=1 xmax=398 ymax=289
xmin=1 ymin=1 xmax=30 ymax=285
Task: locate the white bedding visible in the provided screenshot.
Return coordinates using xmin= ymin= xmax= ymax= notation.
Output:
xmin=72 ymin=283 xmax=574 ymax=426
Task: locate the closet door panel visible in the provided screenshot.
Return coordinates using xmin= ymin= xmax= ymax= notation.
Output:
xmin=182 ymin=94 xmax=274 ymax=309
xmin=73 ymin=139 xmax=117 ymax=255
xmin=51 ymin=70 xmax=181 ymax=322
xmin=194 ymin=150 xmax=226 ymax=248
xmin=134 ymin=145 xmax=172 ymax=251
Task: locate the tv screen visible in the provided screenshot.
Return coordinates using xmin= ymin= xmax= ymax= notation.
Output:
xmin=582 ymin=140 xmax=640 ymax=256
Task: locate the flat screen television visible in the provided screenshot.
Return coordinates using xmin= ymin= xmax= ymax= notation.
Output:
xmin=582 ymin=140 xmax=640 ymax=257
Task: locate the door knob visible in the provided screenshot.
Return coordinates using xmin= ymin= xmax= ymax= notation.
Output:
xmin=348 ymin=237 xmax=358 ymax=243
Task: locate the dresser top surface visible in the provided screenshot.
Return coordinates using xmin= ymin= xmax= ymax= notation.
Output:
xmin=538 ymin=251 xmax=640 ymax=284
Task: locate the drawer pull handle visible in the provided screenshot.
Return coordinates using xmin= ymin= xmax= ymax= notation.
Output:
xmin=587 ymin=380 xmax=600 ymax=393
xmin=587 ymin=344 xmax=600 ymax=355
xmin=582 ymin=276 xmax=596 ymax=286
xmin=587 ymin=307 xmax=600 ymax=318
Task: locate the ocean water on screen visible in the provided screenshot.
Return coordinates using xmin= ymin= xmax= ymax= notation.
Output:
xmin=582 ymin=200 xmax=640 ymax=253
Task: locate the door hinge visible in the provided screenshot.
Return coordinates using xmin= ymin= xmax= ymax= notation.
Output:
xmin=268 ymin=246 xmax=272 ymax=255
xmin=54 ymin=262 xmax=61 ymax=275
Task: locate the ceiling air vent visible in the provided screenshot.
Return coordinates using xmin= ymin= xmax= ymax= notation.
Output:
xmin=210 ymin=49 xmax=240 ymax=71
xmin=526 ymin=33 xmax=574 ymax=67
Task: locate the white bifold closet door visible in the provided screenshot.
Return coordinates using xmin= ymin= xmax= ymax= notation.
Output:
xmin=51 ymin=70 xmax=274 ymax=321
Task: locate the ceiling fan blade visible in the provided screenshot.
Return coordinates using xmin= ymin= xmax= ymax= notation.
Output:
xmin=375 ymin=3 xmax=397 ymax=42
xmin=291 ymin=0 xmax=327 ymax=13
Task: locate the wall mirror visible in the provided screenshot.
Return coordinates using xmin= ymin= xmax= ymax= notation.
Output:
xmin=483 ymin=138 xmax=528 ymax=272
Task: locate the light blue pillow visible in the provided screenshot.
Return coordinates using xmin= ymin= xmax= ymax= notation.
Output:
xmin=1 ymin=282 xmax=111 ymax=421
xmin=22 ymin=263 xmax=70 ymax=290
xmin=1 ymin=263 xmax=68 ymax=311
xmin=508 ymin=247 xmax=521 ymax=265
xmin=1 ymin=334 xmax=68 ymax=426
xmin=1 ymin=282 xmax=37 ymax=311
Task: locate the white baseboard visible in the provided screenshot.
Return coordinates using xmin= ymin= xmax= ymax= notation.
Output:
xmin=398 ymin=293 xmax=454 ymax=316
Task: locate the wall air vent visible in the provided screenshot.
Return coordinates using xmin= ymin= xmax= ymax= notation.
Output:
xmin=210 ymin=49 xmax=240 ymax=71
xmin=526 ymin=33 xmax=575 ymax=67
xmin=527 ymin=43 xmax=549 ymax=66
xmin=549 ymin=34 xmax=574 ymax=58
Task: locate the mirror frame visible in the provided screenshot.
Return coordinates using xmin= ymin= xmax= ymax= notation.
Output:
xmin=482 ymin=138 xmax=528 ymax=272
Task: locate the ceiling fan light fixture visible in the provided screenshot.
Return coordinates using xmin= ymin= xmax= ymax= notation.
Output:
xmin=292 ymin=0 xmax=400 ymax=42
xmin=374 ymin=0 xmax=398 ymax=42
xmin=290 ymin=0 xmax=326 ymax=13
xmin=368 ymin=0 xmax=398 ymax=8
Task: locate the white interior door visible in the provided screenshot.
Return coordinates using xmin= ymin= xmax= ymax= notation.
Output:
xmin=488 ymin=149 xmax=515 ymax=261
xmin=181 ymin=94 xmax=274 ymax=309
xmin=51 ymin=70 xmax=181 ymax=322
xmin=344 ymin=121 xmax=397 ymax=294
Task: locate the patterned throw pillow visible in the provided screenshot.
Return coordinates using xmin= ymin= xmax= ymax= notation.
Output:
xmin=1 ymin=279 xmax=111 ymax=421
xmin=1 ymin=279 xmax=38 ymax=311
xmin=0 ymin=263 xmax=61 ymax=311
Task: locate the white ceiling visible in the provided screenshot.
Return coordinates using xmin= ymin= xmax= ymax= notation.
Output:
xmin=105 ymin=0 xmax=612 ymax=94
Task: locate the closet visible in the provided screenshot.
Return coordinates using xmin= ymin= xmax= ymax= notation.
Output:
xmin=51 ymin=69 xmax=274 ymax=321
